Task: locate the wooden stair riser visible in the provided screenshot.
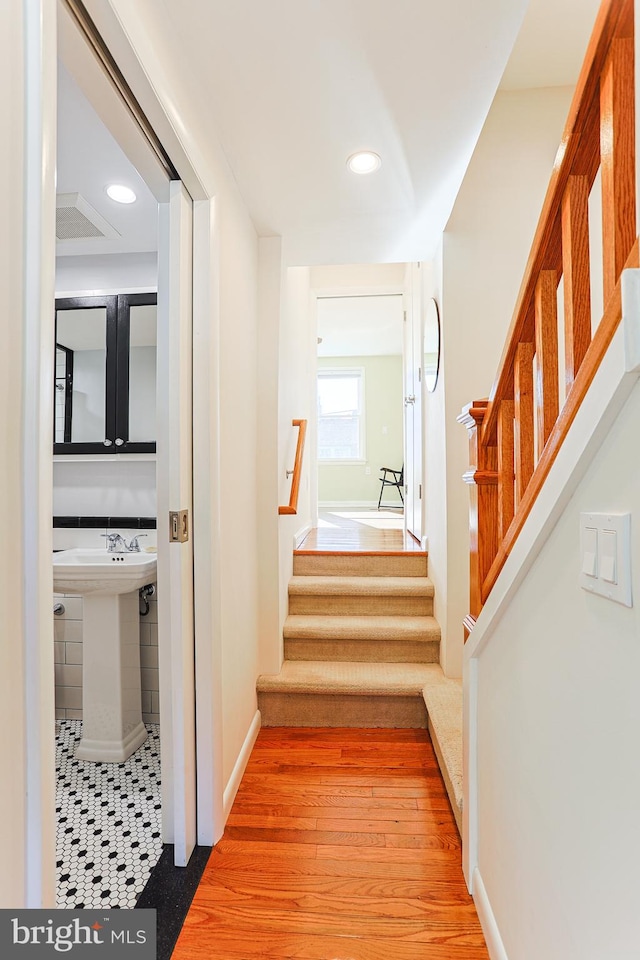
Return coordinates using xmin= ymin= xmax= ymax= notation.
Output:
xmin=258 ymin=691 xmax=428 ymax=728
xmin=293 ymin=554 xmax=427 ymax=577
xmin=288 ymin=594 xmax=433 ymax=617
xmin=284 ymin=638 xmax=440 ymax=663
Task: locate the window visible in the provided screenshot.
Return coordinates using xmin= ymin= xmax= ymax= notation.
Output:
xmin=317 ymin=368 xmax=365 ymax=461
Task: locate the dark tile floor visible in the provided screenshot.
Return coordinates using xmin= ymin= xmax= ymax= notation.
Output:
xmin=55 ymin=720 xmax=162 ymax=909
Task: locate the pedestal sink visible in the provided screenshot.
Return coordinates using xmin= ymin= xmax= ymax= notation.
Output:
xmin=53 ymin=548 xmax=157 ymax=763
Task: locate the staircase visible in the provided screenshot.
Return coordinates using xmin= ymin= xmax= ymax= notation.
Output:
xmin=258 ymin=550 xmax=441 ymax=728
xmin=257 ymin=546 xmax=464 ymax=831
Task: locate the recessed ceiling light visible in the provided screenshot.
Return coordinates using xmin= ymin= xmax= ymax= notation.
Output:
xmin=106 ymin=184 xmax=137 ymax=204
xmin=347 ymin=151 xmax=382 ymax=175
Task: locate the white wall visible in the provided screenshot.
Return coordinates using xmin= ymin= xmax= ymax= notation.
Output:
xmin=422 ymin=247 xmax=448 ymax=659
xmin=277 ymin=265 xmax=314 ymax=637
xmin=55 ymin=252 xmax=157 ymax=293
xmin=257 ymin=238 xmax=283 ymax=675
xmin=430 ymin=86 xmax=574 ymax=677
xmin=53 ymin=459 xmax=156 ymax=517
xmin=473 ymin=377 xmax=640 ymax=959
xmin=217 ymin=191 xmax=260 ymax=786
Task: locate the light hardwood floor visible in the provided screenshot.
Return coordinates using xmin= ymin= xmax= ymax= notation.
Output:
xmin=297 ymin=510 xmax=424 ymax=554
xmin=173 ymin=728 xmax=488 ymax=959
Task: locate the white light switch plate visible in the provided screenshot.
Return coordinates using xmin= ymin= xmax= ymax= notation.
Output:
xmin=580 ymin=513 xmax=632 ymax=607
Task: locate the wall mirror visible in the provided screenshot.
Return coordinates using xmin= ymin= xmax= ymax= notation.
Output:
xmin=424 ymin=297 xmax=441 ymax=392
xmin=54 ymin=293 xmax=157 ymax=454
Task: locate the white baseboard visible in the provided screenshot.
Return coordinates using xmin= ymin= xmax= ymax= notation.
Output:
xmin=473 ymin=868 xmax=509 ymax=960
xmin=223 ymin=709 xmax=261 ymax=818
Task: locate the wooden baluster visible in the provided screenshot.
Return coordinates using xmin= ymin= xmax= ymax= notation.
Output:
xmin=497 ymin=398 xmax=515 ymax=539
xmin=458 ymin=400 xmax=498 ymax=633
xmin=562 ymin=175 xmax=592 ymax=390
xmin=534 ymin=270 xmax=559 ymax=458
xmin=601 ymin=35 xmax=636 ymax=305
xmin=514 ymin=341 xmax=534 ymax=505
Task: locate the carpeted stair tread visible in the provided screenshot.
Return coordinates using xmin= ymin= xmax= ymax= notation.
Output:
xmin=422 ymin=675 xmax=463 ymax=832
xmin=257 ymin=660 xmax=443 ymax=697
xmin=293 ymin=553 xmax=428 ymax=577
xmin=283 ymin=614 xmax=440 ymax=642
xmin=289 ymin=575 xmax=434 ymax=597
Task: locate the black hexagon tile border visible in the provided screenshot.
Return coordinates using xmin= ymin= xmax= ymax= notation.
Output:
xmin=56 ymin=720 xmax=162 ymax=909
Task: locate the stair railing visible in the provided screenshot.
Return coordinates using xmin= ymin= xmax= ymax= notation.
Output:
xmin=460 ymin=0 xmax=638 ymax=634
xmin=279 ymin=419 xmax=308 ymax=515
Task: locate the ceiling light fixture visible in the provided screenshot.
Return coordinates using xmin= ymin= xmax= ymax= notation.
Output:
xmin=106 ymin=184 xmax=137 ymax=204
xmin=347 ymin=151 xmax=382 ymax=175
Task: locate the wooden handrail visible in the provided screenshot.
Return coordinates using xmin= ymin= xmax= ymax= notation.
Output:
xmin=460 ymin=0 xmax=637 ymax=629
xmin=278 ymin=419 xmax=307 ymax=515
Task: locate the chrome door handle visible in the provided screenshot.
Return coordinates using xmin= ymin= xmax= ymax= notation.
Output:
xmin=115 ymin=438 xmax=124 ymax=447
xmin=103 ymin=439 xmax=113 ymax=447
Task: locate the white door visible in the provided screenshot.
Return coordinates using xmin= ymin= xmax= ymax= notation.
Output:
xmin=404 ymin=264 xmax=423 ymax=541
xmin=157 ymin=181 xmax=197 ymax=867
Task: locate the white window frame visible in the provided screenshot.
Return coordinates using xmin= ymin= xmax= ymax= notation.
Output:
xmin=317 ymin=367 xmax=366 ymax=464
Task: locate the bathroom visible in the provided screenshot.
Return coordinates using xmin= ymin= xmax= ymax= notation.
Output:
xmin=53 ymin=59 xmax=162 ymax=909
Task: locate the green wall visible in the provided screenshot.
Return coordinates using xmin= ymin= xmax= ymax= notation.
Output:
xmin=317 ymin=355 xmax=404 ymax=505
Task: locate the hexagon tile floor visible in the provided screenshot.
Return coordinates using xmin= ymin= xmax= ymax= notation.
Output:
xmin=55 ymin=720 xmax=163 ymax=909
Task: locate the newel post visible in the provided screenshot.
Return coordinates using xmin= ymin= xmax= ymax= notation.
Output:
xmin=458 ymin=400 xmax=498 ymax=638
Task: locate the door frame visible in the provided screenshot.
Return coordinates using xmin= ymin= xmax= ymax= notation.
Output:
xmin=310 ymin=283 xmax=406 ymax=517
xmin=68 ymin=0 xmax=226 ymax=850
xmin=20 ymin=0 xmax=225 ymax=902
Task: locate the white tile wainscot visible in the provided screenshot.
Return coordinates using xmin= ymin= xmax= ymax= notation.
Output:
xmin=53 ymin=585 xmax=159 ymax=725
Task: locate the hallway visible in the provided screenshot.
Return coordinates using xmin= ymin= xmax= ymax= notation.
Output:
xmin=173 ymin=727 xmax=487 ymax=959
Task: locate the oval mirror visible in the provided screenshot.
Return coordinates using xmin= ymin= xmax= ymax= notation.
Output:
xmin=424 ymin=298 xmax=440 ymax=392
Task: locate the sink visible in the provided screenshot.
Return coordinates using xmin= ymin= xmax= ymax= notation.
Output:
xmin=53 ymin=548 xmax=157 ymax=596
xmin=53 ymin=548 xmax=157 ymax=763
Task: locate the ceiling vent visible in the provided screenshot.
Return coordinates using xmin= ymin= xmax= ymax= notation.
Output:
xmin=56 ymin=193 xmax=120 ymax=242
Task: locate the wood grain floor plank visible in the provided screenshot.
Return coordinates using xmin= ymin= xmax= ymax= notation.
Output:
xmin=195 ymin=870 xmax=476 ymax=903
xmin=232 ymin=793 xmax=421 ymax=811
xmin=175 ymin=927 xmax=489 ymax=960
xmin=232 ymin=802 xmax=444 ymax=821
xmin=181 ymin=900 xmax=486 ymax=944
xmin=321 ymin=815 xmax=451 ymax=833
xmin=204 ymin=851 xmax=471 ymax=883
xmin=225 ymin=825 xmax=387 ymax=847
xmin=172 ymin=728 xmax=488 ymax=960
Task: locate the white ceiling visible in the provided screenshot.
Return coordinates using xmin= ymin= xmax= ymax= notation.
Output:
xmin=56 ymin=62 xmax=158 ymax=257
xmin=125 ymin=0 xmax=533 ymax=265
xmin=61 ymin=0 xmax=602 ymax=267
xmin=317 ymin=295 xmax=404 ymax=357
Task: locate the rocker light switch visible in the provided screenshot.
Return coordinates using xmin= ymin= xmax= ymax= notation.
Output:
xmin=600 ymin=530 xmax=617 ymax=583
xmin=582 ymin=526 xmax=598 ymax=577
xmin=580 ymin=513 xmax=631 ymax=606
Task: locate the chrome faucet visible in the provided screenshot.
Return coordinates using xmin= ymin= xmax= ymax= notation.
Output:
xmin=126 ymin=535 xmax=147 ymax=553
xmin=101 ymin=533 xmax=148 ymax=553
xmin=101 ymin=533 xmax=128 ymax=553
